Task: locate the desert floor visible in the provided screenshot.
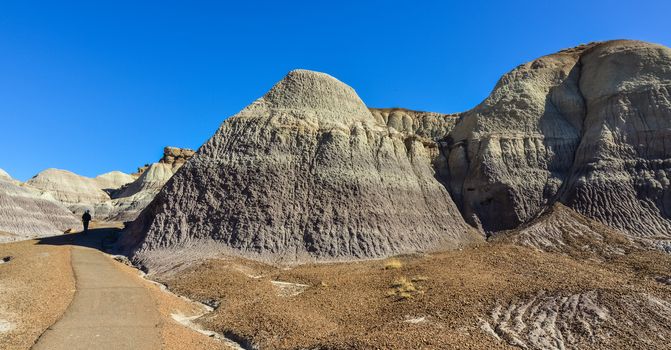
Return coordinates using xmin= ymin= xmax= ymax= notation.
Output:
xmin=1 ymin=225 xmax=671 ymax=349
xmin=0 ymin=223 xmax=234 ymax=350
xmin=154 ymin=241 xmax=671 ymax=349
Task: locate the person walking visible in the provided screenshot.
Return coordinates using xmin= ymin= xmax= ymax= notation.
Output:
xmin=82 ymin=210 xmax=92 ymax=234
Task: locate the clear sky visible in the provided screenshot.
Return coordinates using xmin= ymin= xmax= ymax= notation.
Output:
xmin=1 ymin=0 xmax=670 ymax=181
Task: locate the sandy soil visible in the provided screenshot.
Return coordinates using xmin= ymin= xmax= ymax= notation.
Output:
xmin=155 ymin=242 xmax=671 ymax=349
xmin=0 ymin=239 xmax=75 ymax=350
xmin=2 ymin=218 xmax=670 ymax=349
xmin=1 ymin=224 xmax=237 ymax=350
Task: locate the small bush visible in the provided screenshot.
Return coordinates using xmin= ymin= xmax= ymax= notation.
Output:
xmin=384 ymin=258 xmax=403 ymax=270
xmin=392 ymin=277 xmax=417 ymax=292
xmin=387 ymin=276 xmax=422 ymax=300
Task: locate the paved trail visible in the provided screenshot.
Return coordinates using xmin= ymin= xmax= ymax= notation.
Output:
xmin=33 ymin=228 xmax=161 ymax=350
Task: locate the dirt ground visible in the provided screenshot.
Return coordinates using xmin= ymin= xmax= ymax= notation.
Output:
xmin=0 ymin=225 xmax=237 ymax=350
xmin=155 ymin=241 xmax=671 ymax=349
xmin=112 ymin=254 xmax=237 ymax=350
xmin=0 ymin=239 xmax=75 ymax=350
xmin=2 ymin=219 xmax=671 ymax=349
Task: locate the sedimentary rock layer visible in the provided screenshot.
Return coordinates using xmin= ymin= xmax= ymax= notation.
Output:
xmin=104 ymin=146 xmax=195 ymax=222
xmin=23 ymin=147 xmax=192 ymax=222
xmin=444 ymin=40 xmax=671 ymax=240
xmin=0 ymin=172 xmax=80 ymax=241
xmin=491 ymin=203 xmax=636 ymax=259
xmin=479 ymin=290 xmax=671 ymax=350
xmin=25 ymin=168 xmax=112 ymax=216
xmin=122 ymin=40 xmax=671 ymax=265
xmin=123 ymin=70 xmax=479 ymax=264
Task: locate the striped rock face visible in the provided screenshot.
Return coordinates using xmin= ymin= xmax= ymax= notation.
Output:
xmin=122 ymin=70 xmax=479 ymax=266
xmin=445 ymin=40 xmax=671 ymax=245
xmin=123 ymin=40 xmax=671 ymax=269
xmin=0 ymin=171 xmax=80 ymax=241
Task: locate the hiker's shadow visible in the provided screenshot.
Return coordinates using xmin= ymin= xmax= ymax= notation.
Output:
xmin=36 ymin=227 xmax=122 ymax=253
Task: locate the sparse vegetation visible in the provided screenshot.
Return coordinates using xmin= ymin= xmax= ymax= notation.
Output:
xmin=383 ymin=258 xmax=403 ymax=270
xmin=387 ymin=276 xmax=422 ymax=300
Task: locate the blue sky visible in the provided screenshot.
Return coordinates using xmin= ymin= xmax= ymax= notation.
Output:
xmin=1 ymin=0 xmax=670 ymax=181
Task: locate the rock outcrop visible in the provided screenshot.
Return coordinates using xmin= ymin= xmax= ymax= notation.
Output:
xmin=491 ymin=203 xmax=637 ymax=259
xmin=120 ymin=40 xmax=671 ymax=267
xmin=0 ymin=170 xmax=80 ymax=241
xmin=105 ymin=147 xmax=195 ymax=222
xmin=369 ymin=108 xmax=459 ymax=140
xmin=479 ymin=290 xmax=671 ymax=350
xmin=132 ymin=147 xmax=195 ymax=177
xmin=22 ymin=148 xmax=192 ymax=222
xmin=444 ymin=40 xmax=671 ymax=243
xmin=25 ymin=168 xmax=111 ymax=215
xmin=560 ymin=41 xmax=671 ymax=238
xmin=122 ymin=70 xmax=479 ymax=265
xmin=0 ymin=169 xmax=14 ymax=181
xmin=93 ymin=171 xmax=136 ymax=193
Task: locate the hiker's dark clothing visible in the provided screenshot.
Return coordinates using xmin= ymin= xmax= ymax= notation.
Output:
xmin=82 ymin=212 xmax=92 ymax=233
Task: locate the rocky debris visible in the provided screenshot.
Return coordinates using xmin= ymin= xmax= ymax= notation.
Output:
xmin=0 ymin=319 xmax=12 ymax=333
xmin=443 ymin=40 xmax=671 ymax=243
xmin=479 ymin=290 xmax=671 ymax=350
xmin=491 ymin=203 xmax=636 ymax=259
xmin=656 ymin=276 xmax=671 ymax=286
xmin=122 ymin=69 xmax=479 ymax=267
xmin=0 ymin=175 xmax=80 ymax=241
xmin=270 ymin=280 xmax=310 ymax=297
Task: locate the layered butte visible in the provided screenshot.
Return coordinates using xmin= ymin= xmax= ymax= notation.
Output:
xmin=122 ymin=70 xmax=479 ymax=264
xmin=120 ymin=40 xmax=671 ymax=267
xmin=445 ymin=40 xmax=671 ymax=244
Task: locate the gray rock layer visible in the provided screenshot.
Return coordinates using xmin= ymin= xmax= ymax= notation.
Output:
xmin=445 ymin=40 xmax=671 ymax=240
xmin=369 ymin=108 xmax=459 ymax=140
xmin=25 ymin=168 xmax=111 ymax=215
xmin=22 ymin=148 xmax=193 ymax=223
xmin=124 ymin=40 xmax=671 ymax=265
xmin=0 ymin=175 xmax=80 ymax=241
xmin=491 ymin=203 xmax=636 ymax=258
xmin=123 ymin=70 xmax=479 ymax=264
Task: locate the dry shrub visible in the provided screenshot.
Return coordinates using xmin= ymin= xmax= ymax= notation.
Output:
xmin=384 ymin=258 xmax=403 ymax=270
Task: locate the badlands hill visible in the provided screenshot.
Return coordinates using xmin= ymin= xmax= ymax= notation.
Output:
xmin=26 ymin=168 xmax=112 ymax=215
xmin=121 ymin=39 xmax=671 ymax=267
xmin=0 ymin=169 xmax=80 ymax=241
xmin=23 ymin=147 xmax=194 ymax=223
xmin=445 ymin=40 xmax=671 ymax=250
xmin=105 ymin=146 xmax=195 ymax=222
xmin=122 ymin=69 xmax=479 ymax=264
